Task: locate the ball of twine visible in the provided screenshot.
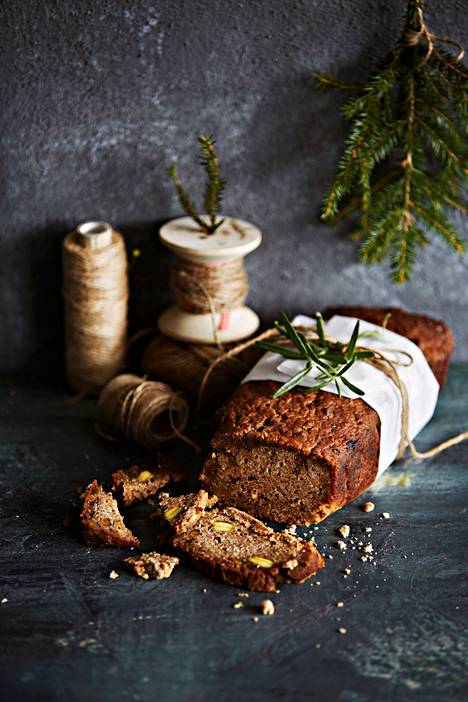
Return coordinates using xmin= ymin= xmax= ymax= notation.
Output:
xmin=62 ymin=221 xmax=128 ymax=394
xmin=140 ymin=334 xmax=262 ymax=416
xmin=96 ymin=373 xmax=190 ymax=450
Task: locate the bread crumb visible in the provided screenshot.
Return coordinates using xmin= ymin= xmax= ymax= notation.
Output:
xmin=382 ymin=512 xmax=390 ymax=519
xmin=364 ymin=527 xmax=372 ymax=533
xmin=363 ymin=544 xmax=373 ymax=554
xmin=339 ymin=524 xmax=350 ymax=538
xmin=344 ymin=567 xmax=351 ymax=575
xmin=201 ymin=588 xmax=207 ymax=593
xmin=284 ymin=558 xmax=299 ymax=569
xmin=336 ymin=540 xmax=346 ymax=550
xmin=363 ymin=501 xmax=375 ymax=512
xmin=253 ymin=616 xmax=259 ymax=623
xmin=233 ymin=602 xmax=244 ymax=609
xmin=338 ymin=627 xmax=347 ymax=635
xmin=361 ymin=555 xmax=368 ymax=562
xmin=261 ymin=599 xmax=275 ymax=616
xmin=336 ymin=601 xmax=344 ymax=608
xmin=1 ymin=598 xmax=8 ymax=604
xmin=108 ymin=570 xmax=119 ymax=580
xmin=285 ymin=524 xmax=297 ymax=535
xmin=237 ymin=592 xmax=249 ymax=598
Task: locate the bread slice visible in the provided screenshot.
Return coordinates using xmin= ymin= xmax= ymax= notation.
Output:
xmin=123 ymin=552 xmax=179 ymax=580
xmin=80 ymin=480 xmax=140 ymax=548
xmin=111 ymin=454 xmax=186 ymax=507
xmin=160 ymin=490 xmax=324 ymax=592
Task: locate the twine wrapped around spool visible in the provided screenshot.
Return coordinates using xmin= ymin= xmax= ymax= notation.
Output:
xmin=96 ymin=373 xmax=190 ymax=450
xmin=140 ymin=334 xmax=262 ymax=415
xmin=158 ymin=216 xmax=262 ymax=345
xmin=62 ymin=221 xmax=128 ymax=393
xmin=170 ymin=258 xmax=248 ymax=315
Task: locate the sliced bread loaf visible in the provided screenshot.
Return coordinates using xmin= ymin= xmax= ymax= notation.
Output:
xmin=81 ymin=480 xmax=140 ymax=548
xmin=160 ymin=490 xmax=324 ymax=592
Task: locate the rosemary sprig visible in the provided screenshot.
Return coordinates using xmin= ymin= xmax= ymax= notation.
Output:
xmin=257 ymin=312 xmax=374 ymax=399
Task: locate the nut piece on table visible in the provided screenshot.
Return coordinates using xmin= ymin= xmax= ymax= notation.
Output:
xmin=261 ymin=599 xmax=275 ymax=616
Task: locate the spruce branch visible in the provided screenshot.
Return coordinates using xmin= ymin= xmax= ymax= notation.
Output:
xmin=168 ymin=135 xmax=226 ymax=234
xmin=198 ymin=135 xmax=225 ymax=233
xmin=316 ymin=0 xmax=467 ymax=283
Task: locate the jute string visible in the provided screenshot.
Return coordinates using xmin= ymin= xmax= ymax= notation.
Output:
xmin=96 ymin=373 xmax=198 ymax=451
xmin=198 ymin=327 xmax=468 ymax=461
xmin=62 ymin=222 xmax=128 ymax=394
xmin=140 ymin=334 xmax=262 ymax=415
xmin=170 ymin=257 xmax=249 ymax=347
xmin=171 ymin=258 xmax=248 ymax=315
xmin=403 ymin=3 xmax=465 ymax=65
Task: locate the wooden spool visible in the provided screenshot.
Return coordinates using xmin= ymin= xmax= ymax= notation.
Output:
xmin=158 ymin=215 xmax=262 ymax=344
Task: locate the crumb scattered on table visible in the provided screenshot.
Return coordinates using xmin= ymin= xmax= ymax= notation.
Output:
xmin=261 ymin=599 xmax=275 ymax=616
xmin=338 ymin=524 xmax=350 ymax=538
xmin=363 ymin=501 xmax=375 ymax=512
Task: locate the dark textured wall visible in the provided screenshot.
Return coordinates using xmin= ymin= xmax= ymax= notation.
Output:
xmin=1 ymin=0 xmax=467 ymax=375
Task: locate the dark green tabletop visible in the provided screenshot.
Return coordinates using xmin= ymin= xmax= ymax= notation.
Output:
xmin=1 ymin=367 xmax=467 ymax=702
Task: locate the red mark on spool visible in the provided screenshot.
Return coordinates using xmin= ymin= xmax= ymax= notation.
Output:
xmin=218 ymin=312 xmax=230 ymax=331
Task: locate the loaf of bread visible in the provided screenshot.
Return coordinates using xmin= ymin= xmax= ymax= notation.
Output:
xmin=201 ymin=308 xmax=454 ymax=525
xmin=324 ymin=306 xmax=453 ymax=385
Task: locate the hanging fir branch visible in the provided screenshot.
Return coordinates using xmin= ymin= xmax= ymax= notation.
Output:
xmin=168 ymin=135 xmax=226 ymax=234
xmin=316 ymin=0 xmax=467 ymax=284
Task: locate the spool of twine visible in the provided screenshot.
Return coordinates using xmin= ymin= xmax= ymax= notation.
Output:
xmin=62 ymin=221 xmax=128 ymax=393
xmin=96 ymin=373 xmax=190 ymax=450
xmin=140 ymin=334 xmax=262 ymax=415
xmin=170 ymin=257 xmax=248 ymax=315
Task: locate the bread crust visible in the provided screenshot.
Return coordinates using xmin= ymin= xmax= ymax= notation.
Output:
xmin=324 ymin=306 xmax=453 ymax=385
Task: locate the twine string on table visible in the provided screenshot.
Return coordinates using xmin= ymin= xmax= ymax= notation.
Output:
xmin=96 ymin=373 xmax=198 ymax=451
xmin=62 ymin=222 xmax=128 ymax=394
xmin=198 ymin=326 xmax=468 ymax=461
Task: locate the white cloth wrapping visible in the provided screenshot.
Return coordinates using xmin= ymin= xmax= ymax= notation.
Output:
xmin=243 ymin=315 xmax=440 ymax=475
